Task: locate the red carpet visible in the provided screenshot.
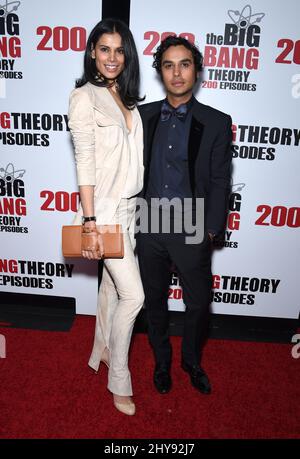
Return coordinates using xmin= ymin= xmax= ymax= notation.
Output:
xmin=0 ymin=315 xmax=299 ymax=439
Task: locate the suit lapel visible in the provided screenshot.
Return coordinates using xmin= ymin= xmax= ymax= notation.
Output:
xmin=188 ymin=103 xmax=205 ymax=194
xmin=141 ymin=110 xmax=160 ymax=196
xmin=145 ymin=112 xmax=160 ymax=164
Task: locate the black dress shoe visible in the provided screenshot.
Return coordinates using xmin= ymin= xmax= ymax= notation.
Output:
xmin=153 ymin=364 xmax=172 ymax=394
xmin=181 ymin=361 xmax=211 ymax=394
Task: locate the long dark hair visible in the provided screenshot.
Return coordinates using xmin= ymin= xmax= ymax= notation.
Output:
xmin=76 ymin=18 xmax=144 ymax=109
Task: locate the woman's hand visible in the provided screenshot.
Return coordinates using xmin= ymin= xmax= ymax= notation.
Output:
xmin=82 ymin=221 xmax=105 ymax=260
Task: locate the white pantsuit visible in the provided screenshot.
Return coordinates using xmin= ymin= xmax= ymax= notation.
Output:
xmin=68 ymin=83 xmax=144 ymax=395
xmin=89 ymin=197 xmax=144 ymax=395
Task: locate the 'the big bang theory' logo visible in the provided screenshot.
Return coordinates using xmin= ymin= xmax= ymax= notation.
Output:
xmin=0 ymin=111 xmax=69 ymax=147
xmin=0 ymin=162 xmax=28 ymax=233
xmin=0 ymin=1 xmax=22 ymax=80
xmin=214 ymin=182 xmax=245 ymax=250
xmin=212 ymin=274 xmax=280 ymax=305
xmin=203 ymin=4 xmax=265 ymax=92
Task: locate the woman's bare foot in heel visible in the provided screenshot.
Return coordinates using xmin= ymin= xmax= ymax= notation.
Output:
xmin=113 ymin=394 xmax=135 ymax=416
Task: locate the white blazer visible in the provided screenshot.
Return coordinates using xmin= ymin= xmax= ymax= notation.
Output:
xmin=68 ymin=82 xmax=144 ymax=224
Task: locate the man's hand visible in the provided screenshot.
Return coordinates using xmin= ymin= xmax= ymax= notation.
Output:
xmin=208 ymin=232 xmax=215 ymax=241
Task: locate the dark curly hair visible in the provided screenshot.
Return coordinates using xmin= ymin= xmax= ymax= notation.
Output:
xmin=153 ymin=36 xmax=203 ymax=77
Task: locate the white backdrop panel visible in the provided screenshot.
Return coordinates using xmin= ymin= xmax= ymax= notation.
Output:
xmin=130 ymin=0 xmax=300 ymax=318
xmin=0 ymin=0 xmax=102 ymax=314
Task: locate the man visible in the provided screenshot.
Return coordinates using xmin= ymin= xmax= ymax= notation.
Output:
xmin=136 ymin=36 xmax=232 ymax=395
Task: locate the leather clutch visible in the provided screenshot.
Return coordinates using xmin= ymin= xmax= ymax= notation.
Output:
xmin=62 ymin=224 xmax=124 ymax=258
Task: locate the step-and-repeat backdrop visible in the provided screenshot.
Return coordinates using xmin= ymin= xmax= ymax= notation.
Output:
xmin=0 ymin=0 xmax=102 ymax=314
xmin=1 ymin=0 xmax=299 ymax=319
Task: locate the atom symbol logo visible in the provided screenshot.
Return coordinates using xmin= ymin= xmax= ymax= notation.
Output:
xmin=228 ymin=4 xmax=265 ymax=30
xmin=0 ymin=0 xmax=21 ymax=18
xmin=231 ymin=182 xmax=246 ymax=193
xmin=0 ymin=163 xmax=26 ymax=181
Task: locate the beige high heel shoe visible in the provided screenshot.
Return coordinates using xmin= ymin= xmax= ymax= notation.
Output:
xmin=113 ymin=397 xmax=136 ymax=416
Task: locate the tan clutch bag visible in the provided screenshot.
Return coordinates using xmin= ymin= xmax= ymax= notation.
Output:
xmin=62 ymin=224 xmax=124 ymax=258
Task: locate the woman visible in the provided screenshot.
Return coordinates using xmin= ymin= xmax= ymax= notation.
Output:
xmin=68 ymin=18 xmax=145 ymax=416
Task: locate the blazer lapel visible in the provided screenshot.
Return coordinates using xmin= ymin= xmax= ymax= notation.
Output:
xmin=188 ymin=104 xmax=204 ymax=195
xmin=90 ymin=84 xmax=123 ymax=128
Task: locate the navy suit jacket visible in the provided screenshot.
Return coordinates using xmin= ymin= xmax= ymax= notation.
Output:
xmin=138 ymin=98 xmax=232 ymax=236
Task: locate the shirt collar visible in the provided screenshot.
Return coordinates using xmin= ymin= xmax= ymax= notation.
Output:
xmin=164 ymin=95 xmax=194 ymax=113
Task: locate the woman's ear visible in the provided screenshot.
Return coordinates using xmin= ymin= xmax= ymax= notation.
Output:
xmin=91 ymin=46 xmax=95 ymax=59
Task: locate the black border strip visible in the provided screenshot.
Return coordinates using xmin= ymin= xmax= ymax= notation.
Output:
xmin=134 ymin=309 xmax=299 ymax=343
xmin=102 ymin=0 xmax=130 ymax=25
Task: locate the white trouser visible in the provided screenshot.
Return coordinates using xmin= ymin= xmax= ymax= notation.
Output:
xmin=88 ymin=197 xmax=144 ymax=396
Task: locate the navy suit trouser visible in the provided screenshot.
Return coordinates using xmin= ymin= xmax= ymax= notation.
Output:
xmin=136 ymin=226 xmax=212 ymax=367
